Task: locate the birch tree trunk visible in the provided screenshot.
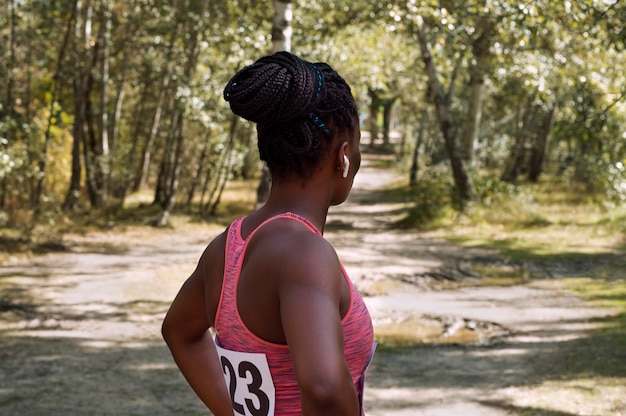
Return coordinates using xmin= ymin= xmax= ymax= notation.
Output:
xmin=133 ymin=64 xmax=172 ymax=192
xmin=107 ymin=51 xmax=127 ymax=192
xmin=413 ymin=17 xmax=477 ymax=204
xmin=97 ymin=0 xmax=112 ymax=201
xmin=68 ymin=0 xmax=114 ymax=209
xmin=83 ymin=9 xmax=106 ymax=208
xmin=460 ymin=17 xmax=495 ymax=164
xmin=272 ymin=0 xmax=293 ymax=53
xmin=6 ymin=0 xmax=16 ymax=124
xmin=256 ymin=0 xmax=293 ymax=208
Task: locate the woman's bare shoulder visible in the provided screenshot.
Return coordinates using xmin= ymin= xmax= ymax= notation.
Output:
xmin=249 ymin=218 xmax=341 ymax=287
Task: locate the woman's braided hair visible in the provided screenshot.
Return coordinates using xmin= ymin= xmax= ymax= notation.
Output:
xmin=223 ymin=51 xmax=358 ymax=180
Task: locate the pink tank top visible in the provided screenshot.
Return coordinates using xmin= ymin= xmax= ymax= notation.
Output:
xmin=214 ymin=212 xmax=375 ymax=415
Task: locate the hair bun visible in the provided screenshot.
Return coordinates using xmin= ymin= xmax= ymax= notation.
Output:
xmin=223 ymin=52 xmax=321 ymax=126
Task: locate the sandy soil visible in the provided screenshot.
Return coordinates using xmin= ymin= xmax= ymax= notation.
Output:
xmin=0 ymin=151 xmax=623 ymax=415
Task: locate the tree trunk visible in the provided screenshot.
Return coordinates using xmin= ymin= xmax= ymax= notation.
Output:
xmin=34 ymin=2 xmax=75 ymax=212
xmin=65 ymin=0 xmax=91 ymax=210
xmin=83 ymin=22 xmax=106 ymax=208
xmin=368 ymin=89 xmax=380 ymax=147
xmin=241 ymin=125 xmax=256 ymax=179
xmin=118 ymin=85 xmax=149 ymax=206
xmin=203 ymin=116 xmax=238 ymax=216
xmin=256 ymin=0 xmax=293 ymax=208
xmin=6 ymin=0 xmax=16 ymax=123
xmin=186 ymin=128 xmax=212 ymax=207
xmin=154 ymin=115 xmax=183 ymax=227
xmin=135 ymin=11 xmax=181 ymax=193
xmin=501 ymin=104 xmax=539 ymax=183
xmin=272 ymin=0 xmax=292 ymax=52
xmin=154 ymin=109 xmax=180 ymax=209
xmin=134 ymin=67 xmax=171 ymax=192
xmin=110 ymin=47 xmax=128 ymax=155
xmin=24 ymin=10 xmax=33 ymax=128
xmin=64 ymin=130 xmax=83 ymax=210
xmin=72 ymin=0 xmax=108 ymax=209
xmin=107 ymin=63 xmax=126 ymax=196
xmin=381 ymin=96 xmax=398 ymax=146
xmin=99 ymin=0 xmax=112 ymax=186
xmin=460 ymin=17 xmax=495 ymax=164
xmin=413 ymin=18 xmax=477 ymax=204
xmin=527 ymin=106 xmax=555 ymax=182
xmin=410 ymin=110 xmax=427 ymax=186
xmin=209 ymin=117 xmax=238 ymax=216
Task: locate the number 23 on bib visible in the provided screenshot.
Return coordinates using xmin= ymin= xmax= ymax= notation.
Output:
xmin=215 ymin=345 xmax=276 ymax=416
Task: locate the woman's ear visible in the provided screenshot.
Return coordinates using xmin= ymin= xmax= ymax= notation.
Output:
xmin=336 ymin=141 xmax=349 ymax=177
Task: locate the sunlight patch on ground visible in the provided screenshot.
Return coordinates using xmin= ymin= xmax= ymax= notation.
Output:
xmin=465 ymin=348 xmax=529 ymax=357
xmin=373 ymin=314 xmax=508 ymax=348
xmin=124 ymin=362 xmax=175 ymax=371
xmin=500 ymin=378 xmax=626 ymax=416
xmin=79 ymin=340 xmax=117 ymax=349
xmin=365 ymin=387 xmax=511 ymax=416
xmin=6 ymin=329 xmax=95 ymax=338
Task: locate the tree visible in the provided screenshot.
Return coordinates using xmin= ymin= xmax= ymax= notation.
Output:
xmin=410 ymin=14 xmax=477 ymax=203
xmin=255 ymin=0 xmax=293 ymax=208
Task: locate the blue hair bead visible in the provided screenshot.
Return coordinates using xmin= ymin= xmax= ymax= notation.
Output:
xmin=309 ymin=111 xmax=330 ymax=134
xmin=311 ymin=64 xmax=323 ymax=98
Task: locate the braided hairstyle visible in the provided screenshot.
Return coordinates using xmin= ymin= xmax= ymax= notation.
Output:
xmin=223 ymin=51 xmax=358 ymax=180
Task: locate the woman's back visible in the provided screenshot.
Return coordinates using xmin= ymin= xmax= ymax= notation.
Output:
xmin=213 ymin=213 xmax=374 ymax=415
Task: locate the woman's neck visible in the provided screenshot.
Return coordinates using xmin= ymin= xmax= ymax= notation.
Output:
xmin=258 ymin=181 xmax=331 ymax=233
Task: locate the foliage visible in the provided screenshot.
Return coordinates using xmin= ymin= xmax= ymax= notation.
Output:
xmin=0 ymin=0 xmax=624 ymax=233
xmin=398 ymin=168 xmax=455 ymax=228
xmin=471 ymin=174 xmax=538 ymax=214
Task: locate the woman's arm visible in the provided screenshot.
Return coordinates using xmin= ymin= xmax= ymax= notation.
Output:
xmin=162 ymin=236 xmax=234 ymax=416
xmin=277 ymin=231 xmax=359 ymax=415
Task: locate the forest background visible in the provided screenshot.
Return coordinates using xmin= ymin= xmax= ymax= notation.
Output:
xmin=1 ymin=0 xmax=625 ymax=236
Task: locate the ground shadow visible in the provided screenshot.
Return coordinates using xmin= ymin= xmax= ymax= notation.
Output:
xmin=0 ymin=332 xmax=206 ymax=415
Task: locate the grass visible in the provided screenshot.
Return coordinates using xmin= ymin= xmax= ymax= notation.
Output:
xmin=556 ymin=278 xmax=626 ymax=378
xmin=385 ymin=172 xmax=626 ymax=259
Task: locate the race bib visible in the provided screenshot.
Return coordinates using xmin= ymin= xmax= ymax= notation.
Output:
xmin=215 ymin=344 xmax=276 ymax=416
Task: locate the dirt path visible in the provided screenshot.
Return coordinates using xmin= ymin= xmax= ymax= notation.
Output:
xmin=0 ymin=152 xmax=619 ymax=415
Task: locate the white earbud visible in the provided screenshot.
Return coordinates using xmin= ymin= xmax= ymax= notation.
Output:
xmin=342 ymin=155 xmax=350 ymax=178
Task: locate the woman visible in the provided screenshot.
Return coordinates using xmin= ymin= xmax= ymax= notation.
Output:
xmin=162 ymin=51 xmax=374 ymax=416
